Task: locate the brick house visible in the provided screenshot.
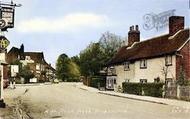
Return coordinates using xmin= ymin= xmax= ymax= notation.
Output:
xmin=6 ymin=44 xmax=55 ymax=82
xmin=106 ymin=16 xmax=190 ymax=90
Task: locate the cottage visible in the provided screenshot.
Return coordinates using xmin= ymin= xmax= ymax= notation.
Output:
xmin=6 ymin=44 xmax=55 ymax=83
xmin=106 ymin=16 xmax=190 ymax=90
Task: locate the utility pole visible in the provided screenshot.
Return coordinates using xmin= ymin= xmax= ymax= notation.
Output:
xmin=0 ymin=0 xmax=21 ymax=108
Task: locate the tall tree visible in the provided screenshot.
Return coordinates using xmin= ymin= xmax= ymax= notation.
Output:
xmin=56 ymin=54 xmax=70 ymax=81
xmin=80 ymin=43 xmax=104 ymax=76
xmin=99 ymin=31 xmax=124 ymax=62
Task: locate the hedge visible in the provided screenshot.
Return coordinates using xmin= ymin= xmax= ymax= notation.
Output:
xmin=122 ymin=82 xmax=164 ymax=97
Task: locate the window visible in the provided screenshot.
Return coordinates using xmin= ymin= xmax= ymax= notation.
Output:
xmin=140 ymin=79 xmax=147 ymax=83
xmin=18 ymin=55 xmax=20 ymax=60
xmin=36 ymin=64 xmax=40 ymax=70
xmin=154 ymin=77 xmax=160 ymax=83
xmin=114 ymin=78 xmax=117 ymax=84
xmin=165 ymin=55 xmax=172 ymax=66
xmin=124 ymin=62 xmax=130 ymax=71
xmin=125 ymin=79 xmax=130 ymax=83
xmin=140 ymin=59 xmax=147 ymax=69
xmin=25 ymin=56 xmax=31 ymax=60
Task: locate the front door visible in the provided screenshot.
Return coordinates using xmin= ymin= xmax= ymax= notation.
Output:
xmin=106 ymin=77 xmax=116 ymax=90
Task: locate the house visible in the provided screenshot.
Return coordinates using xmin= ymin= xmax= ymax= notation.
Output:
xmin=6 ymin=44 xmax=56 ymax=82
xmin=106 ymin=16 xmax=190 ymax=90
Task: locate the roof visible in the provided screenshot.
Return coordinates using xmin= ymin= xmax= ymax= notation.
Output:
xmin=24 ymin=52 xmax=45 ymax=63
xmin=8 ymin=47 xmax=21 ymax=54
xmin=108 ymin=29 xmax=190 ymax=65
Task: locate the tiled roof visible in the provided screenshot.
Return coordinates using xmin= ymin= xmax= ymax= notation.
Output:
xmin=24 ymin=52 xmax=45 ymax=63
xmin=108 ymin=29 xmax=190 ymax=65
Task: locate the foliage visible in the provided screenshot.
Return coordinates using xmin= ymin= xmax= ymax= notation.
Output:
xmin=177 ymin=66 xmax=189 ymax=86
xmin=99 ymin=31 xmax=124 ymax=62
xmin=80 ymin=43 xmax=104 ymax=76
xmin=19 ymin=65 xmax=35 ymax=83
xmin=79 ymin=32 xmax=124 ymax=77
xmin=56 ymin=53 xmax=81 ymax=82
xmin=89 ymin=76 xmax=102 ymax=88
xmin=56 ymin=54 xmax=70 ymax=81
xmin=122 ymin=82 xmax=164 ymax=97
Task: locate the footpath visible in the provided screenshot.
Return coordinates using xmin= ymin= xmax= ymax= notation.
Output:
xmin=75 ymin=83 xmax=190 ymax=108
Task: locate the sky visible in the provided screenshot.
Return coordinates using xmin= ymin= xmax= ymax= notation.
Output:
xmin=4 ymin=0 xmax=190 ymax=67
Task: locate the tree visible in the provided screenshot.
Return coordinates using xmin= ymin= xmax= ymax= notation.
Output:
xmin=79 ymin=32 xmax=124 ymax=77
xmin=56 ymin=53 xmax=81 ymax=82
xmin=99 ymin=31 xmax=124 ymax=62
xmin=56 ymin=54 xmax=70 ymax=81
xmin=80 ymin=43 xmax=104 ymax=76
xmin=20 ymin=65 xmax=34 ymax=83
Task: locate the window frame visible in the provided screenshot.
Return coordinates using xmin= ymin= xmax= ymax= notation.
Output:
xmin=140 ymin=59 xmax=147 ymax=69
xmin=124 ymin=62 xmax=130 ymax=71
xmin=165 ymin=55 xmax=172 ymax=66
xmin=140 ymin=79 xmax=147 ymax=84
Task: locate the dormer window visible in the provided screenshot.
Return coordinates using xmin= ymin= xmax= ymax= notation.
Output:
xmin=140 ymin=59 xmax=147 ymax=69
xmin=124 ymin=62 xmax=130 ymax=71
xmin=165 ymin=55 xmax=172 ymax=66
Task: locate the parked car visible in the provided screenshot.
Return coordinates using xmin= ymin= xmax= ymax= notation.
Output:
xmin=3 ymin=79 xmax=9 ymax=89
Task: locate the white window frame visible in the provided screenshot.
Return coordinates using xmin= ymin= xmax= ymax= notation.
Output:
xmin=124 ymin=62 xmax=130 ymax=71
xmin=140 ymin=59 xmax=147 ymax=69
xmin=165 ymin=55 xmax=172 ymax=66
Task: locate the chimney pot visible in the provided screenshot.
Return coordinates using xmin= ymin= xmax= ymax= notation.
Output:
xmin=128 ymin=25 xmax=140 ymax=46
xmin=135 ymin=25 xmax=139 ymax=31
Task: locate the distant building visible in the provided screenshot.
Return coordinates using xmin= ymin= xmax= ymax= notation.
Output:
xmin=106 ymin=16 xmax=190 ymax=90
xmin=6 ymin=44 xmax=56 ymax=83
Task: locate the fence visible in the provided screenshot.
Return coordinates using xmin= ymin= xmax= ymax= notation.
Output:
xmin=165 ymin=82 xmax=190 ymax=100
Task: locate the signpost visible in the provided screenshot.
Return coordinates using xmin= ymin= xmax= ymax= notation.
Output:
xmin=0 ymin=0 xmax=21 ymax=108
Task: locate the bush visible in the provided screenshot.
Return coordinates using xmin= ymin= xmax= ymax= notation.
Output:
xmin=122 ymin=82 xmax=164 ymax=97
xmin=90 ymin=76 xmax=102 ymax=88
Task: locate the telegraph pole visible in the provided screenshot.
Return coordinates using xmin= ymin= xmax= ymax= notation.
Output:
xmin=0 ymin=0 xmax=21 ymax=108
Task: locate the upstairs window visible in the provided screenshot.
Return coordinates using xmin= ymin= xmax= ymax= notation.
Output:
xmin=165 ymin=55 xmax=172 ymax=66
xmin=36 ymin=64 xmax=40 ymax=70
xmin=124 ymin=62 xmax=130 ymax=71
xmin=140 ymin=59 xmax=147 ymax=69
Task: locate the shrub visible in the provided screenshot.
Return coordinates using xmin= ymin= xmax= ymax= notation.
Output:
xmin=122 ymin=82 xmax=164 ymax=97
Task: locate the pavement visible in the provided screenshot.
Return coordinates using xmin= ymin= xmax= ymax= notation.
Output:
xmin=76 ymin=83 xmax=190 ymax=108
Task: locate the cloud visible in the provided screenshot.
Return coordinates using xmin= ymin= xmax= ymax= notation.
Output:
xmin=17 ymin=13 xmax=110 ymax=33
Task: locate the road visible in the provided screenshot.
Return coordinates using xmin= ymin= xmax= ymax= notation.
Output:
xmin=0 ymin=83 xmax=190 ymax=119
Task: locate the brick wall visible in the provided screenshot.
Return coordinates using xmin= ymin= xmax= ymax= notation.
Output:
xmin=176 ymin=40 xmax=190 ymax=80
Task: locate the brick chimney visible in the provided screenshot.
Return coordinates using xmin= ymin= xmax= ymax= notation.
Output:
xmin=169 ymin=16 xmax=184 ymax=36
xmin=128 ymin=25 xmax=140 ymax=46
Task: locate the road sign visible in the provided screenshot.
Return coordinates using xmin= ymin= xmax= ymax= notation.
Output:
xmin=0 ymin=36 xmax=10 ymax=49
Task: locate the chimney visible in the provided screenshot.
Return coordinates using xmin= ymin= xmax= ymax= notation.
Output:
xmin=169 ymin=16 xmax=184 ymax=36
xmin=20 ymin=44 xmax=24 ymax=53
xmin=128 ymin=25 xmax=140 ymax=46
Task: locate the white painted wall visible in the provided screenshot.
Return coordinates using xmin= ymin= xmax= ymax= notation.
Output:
xmin=0 ymin=53 xmax=5 ymax=61
xmin=113 ymin=55 xmax=176 ymax=89
xmin=134 ymin=55 xmax=176 ymax=83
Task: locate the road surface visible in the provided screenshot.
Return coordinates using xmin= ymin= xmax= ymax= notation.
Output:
xmin=0 ymin=83 xmax=190 ymax=119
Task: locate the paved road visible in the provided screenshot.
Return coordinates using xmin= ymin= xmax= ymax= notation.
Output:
xmin=1 ymin=83 xmax=190 ymax=119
